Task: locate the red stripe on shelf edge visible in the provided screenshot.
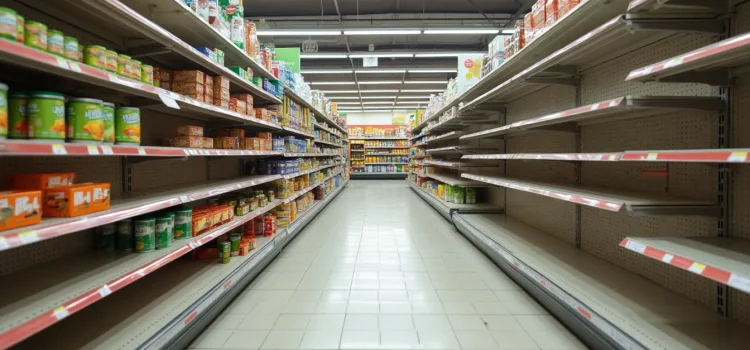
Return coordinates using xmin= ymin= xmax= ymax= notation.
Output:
xmin=622 ymin=152 xmax=741 ymax=162
xmin=618 ymin=239 xmax=629 ymax=247
xmin=668 ymin=255 xmax=694 ymax=270
xmin=224 ymin=280 xmax=233 ymax=289
xmin=642 ymin=246 xmax=666 ymax=261
xmin=702 ymin=266 xmax=732 ymax=284
xmin=577 ymin=306 xmax=592 ymax=319
xmin=184 ymin=311 xmax=199 ymax=325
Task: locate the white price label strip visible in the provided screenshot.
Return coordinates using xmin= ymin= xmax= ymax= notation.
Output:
xmin=55 ymin=56 xmax=69 ymax=69
xmin=87 ymin=146 xmax=99 ymax=155
xmin=0 ymin=237 xmax=8 ymax=250
xmin=138 ymin=147 xmax=147 ymax=155
xmin=68 ymin=61 xmax=82 ymax=73
xmin=728 ymin=274 xmax=750 ymax=293
xmin=52 ymin=144 xmax=67 ymax=155
xmin=98 ymin=285 xmax=112 ymax=297
xmin=101 ymin=146 xmax=114 ymax=155
xmin=625 ymin=240 xmax=647 ymax=254
xmin=159 ymin=93 xmax=181 ymax=109
xmin=179 ymin=195 xmax=190 ymax=203
xmin=18 ymin=231 xmax=39 ymax=244
xmin=53 ymin=306 xmax=69 ymax=320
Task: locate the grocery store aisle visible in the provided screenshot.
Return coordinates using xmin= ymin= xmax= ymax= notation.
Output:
xmin=190 ymin=180 xmax=585 ymax=350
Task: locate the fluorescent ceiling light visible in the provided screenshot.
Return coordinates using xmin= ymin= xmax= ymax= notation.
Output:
xmin=355 ymin=69 xmax=407 ymax=74
xmin=414 ymin=52 xmax=484 ymax=57
xmin=309 ymin=81 xmax=355 ymax=85
xmin=300 ymin=69 xmax=353 ymax=74
xmin=502 ymin=29 xmax=515 ymax=34
xmin=328 ymin=97 xmax=361 ymax=100
xmin=403 ymin=80 xmax=448 ymax=84
xmin=360 ymin=90 xmax=400 ymax=93
xmin=358 ymin=81 xmax=402 ymax=85
xmin=423 ymin=29 xmax=499 ymax=34
xmin=396 ymin=101 xmax=426 ymax=104
xmin=335 ymin=102 xmax=364 ymax=105
xmin=344 ymin=29 xmax=421 ymax=35
xmin=300 ymin=54 xmax=348 ymax=59
xmin=360 ymin=96 xmax=397 ymax=99
xmin=407 ymin=69 xmax=458 ymax=73
xmin=349 ymin=53 xmax=414 ymax=58
xmin=258 ymin=30 xmax=341 ymax=36
xmin=400 ymin=89 xmax=444 ymax=92
xmin=318 ymin=90 xmax=359 ymax=93
xmin=397 ymin=96 xmax=431 ymax=99
xmin=363 ymin=102 xmax=395 ymax=105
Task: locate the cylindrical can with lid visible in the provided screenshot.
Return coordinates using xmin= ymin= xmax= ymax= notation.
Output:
xmin=117 ymin=54 xmax=130 ymax=77
xmin=167 ymin=212 xmax=175 ymax=243
xmin=134 ymin=216 xmax=155 ymax=252
xmin=105 ymin=50 xmax=117 ymax=72
xmin=102 ymin=102 xmax=115 ymax=144
xmin=115 ymin=107 xmax=140 ymax=145
xmin=229 ymin=233 xmax=241 ymax=257
xmin=47 ymin=29 xmax=64 ymax=57
xmin=154 ymin=67 xmax=161 ymax=87
xmin=141 ymin=64 xmax=153 ymax=85
xmin=8 ymin=91 xmax=27 ymax=139
xmin=66 ymin=97 xmax=103 ymax=143
xmin=0 ymin=7 xmax=16 ymax=41
xmin=218 ymin=241 xmax=231 ymax=264
xmin=63 ymin=36 xmax=78 ymax=60
xmin=130 ymin=59 xmax=142 ymax=80
xmin=95 ymin=223 xmax=116 ymax=251
xmin=174 ymin=207 xmax=192 ymax=239
xmin=0 ymin=83 xmax=7 ymax=139
xmin=24 ymin=20 xmax=47 ymax=50
xmin=116 ymin=219 xmax=133 ymax=251
xmin=155 ymin=214 xmax=171 ymax=249
xmin=28 ymin=91 xmax=65 ymax=141
xmin=15 ymin=14 xmax=23 ymax=43
xmin=84 ymin=45 xmax=106 ymax=69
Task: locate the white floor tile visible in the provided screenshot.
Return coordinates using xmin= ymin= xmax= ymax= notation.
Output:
xmin=527 ymin=330 xmax=587 ymax=350
xmin=448 ymin=315 xmax=488 ymax=331
xmin=381 ymin=330 xmax=420 ymax=349
xmin=223 ymin=330 xmax=269 ymax=349
xmin=340 ymin=330 xmax=380 ymax=349
xmin=413 ymin=315 xmax=453 ymax=331
xmin=190 ymin=329 xmax=232 ymax=348
xmin=379 ymin=314 xmax=415 ymax=330
xmin=491 ymin=330 xmax=540 ymax=350
xmin=455 ymin=331 xmax=500 ymax=349
xmin=260 ymin=330 xmax=304 ymax=349
xmin=344 ymin=314 xmax=379 ymax=330
xmin=298 ymin=331 xmax=342 ymax=349
xmin=417 ymin=330 xmax=461 ymax=349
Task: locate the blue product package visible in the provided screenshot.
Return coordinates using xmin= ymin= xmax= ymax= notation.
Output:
xmin=195 ymin=46 xmax=217 ymax=62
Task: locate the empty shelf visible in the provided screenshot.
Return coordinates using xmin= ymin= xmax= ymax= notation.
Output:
xmin=426 ymin=173 xmax=489 ymax=187
xmin=463 ymin=153 xmax=622 ymax=161
xmin=424 ymin=160 xmax=497 ymax=169
xmin=426 ymin=132 xmax=462 ymax=144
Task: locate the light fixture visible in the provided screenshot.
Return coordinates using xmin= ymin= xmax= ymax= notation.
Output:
xmin=403 ymin=80 xmax=448 ymax=84
xmin=396 ymin=101 xmax=426 ymax=105
xmin=396 ymin=96 xmax=432 ymax=99
xmin=309 ymin=81 xmax=356 ymax=85
xmin=502 ymin=29 xmax=515 ymax=34
xmin=300 ymin=69 xmax=353 ymax=74
xmin=360 ymin=96 xmax=397 ymax=99
xmin=363 ymin=102 xmax=395 ymax=105
xmin=327 ymin=97 xmax=361 ymax=100
xmin=335 ymin=102 xmax=364 ymax=105
xmin=318 ymin=90 xmax=359 ymax=93
xmin=257 ymin=30 xmax=341 ymax=36
xmin=407 ymin=69 xmax=458 ymax=73
xmin=349 ymin=53 xmax=414 ymax=58
xmin=357 ymin=81 xmax=402 ymax=85
xmin=414 ymin=52 xmax=484 ymax=57
xmin=399 ymin=89 xmax=444 ymax=92
xmin=355 ymin=69 xmax=407 ymax=74
xmin=423 ymin=29 xmax=500 ymax=34
xmin=344 ymin=29 xmax=421 ymax=35
xmin=359 ymin=90 xmax=400 ymax=93
xmin=300 ymin=54 xmax=348 ymax=59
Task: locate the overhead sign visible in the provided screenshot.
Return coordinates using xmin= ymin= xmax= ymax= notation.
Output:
xmin=363 ymin=57 xmax=378 ymax=67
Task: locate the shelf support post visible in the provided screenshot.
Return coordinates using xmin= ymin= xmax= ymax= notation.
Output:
xmin=716 ymin=14 xmax=733 ymax=317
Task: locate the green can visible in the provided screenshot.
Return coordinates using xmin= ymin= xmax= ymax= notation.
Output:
xmin=453 ymin=187 xmax=465 ymax=204
xmin=218 ymin=241 xmax=231 ymax=264
xmin=28 ymin=91 xmax=65 ymax=141
xmin=63 ymin=36 xmax=78 ymax=61
xmin=167 ymin=212 xmax=175 ymax=244
xmin=24 ymin=20 xmax=47 ymax=50
xmin=141 ymin=64 xmax=153 ymax=85
xmin=117 ymin=54 xmax=130 ymax=77
xmin=174 ymin=207 xmax=192 ymax=239
xmin=155 ymin=214 xmax=171 ymax=249
xmin=116 ymin=219 xmax=133 ymax=251
xmin=465 ymin=188 xmax=476 ymax=204
xmin=95 ymin=223 xmax=116 ymax=251
xmin=0 ymin=7 xmax=16 ymax=41
xmin=15 ymin=14 xmax=23 ymax=43
xmin=130 ymin=59 xmax=142 ymax=80
xmin=229 ymin=233 xmax=242 ymax=257
xmin=105 ymin=50 xmax=117 ymax=73
xmin=66 ymin=97 xmax=103 ymax=143
xmin=8 ymin=91 xmax=27 ymax=139
xmin=84 ymin=45 xmax=106 ymax=69
xmin=134 ymin=216 xmax=155 ymax=252
xmin=115 ymin=107 xmax=140 ymax=145
xmin=0 ymin=83 xmax=6 ymax=139
xmin=102 ymin=102 xmax=114 ymax=144
xmin=47 ymin=29 xmax=64 ymax=57
xmin=77 ymin=45 xmax=83 ymax=62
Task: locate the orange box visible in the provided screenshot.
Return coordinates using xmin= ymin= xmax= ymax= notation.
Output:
xmin=9 ymin=173 xmax=75 ymax=190
xmin=172 ymin=82 xmax=204 ymax=96
xmin=203 ymin=137 xmax=214 ymax=149
xmin=0 ymin=190 xmax=42 ymax=231
xmin=204 ymin=74 xmax=214 ymax=88
xmin=204 ymin=94 xmax=214 ymax=105
xmin=545 ymin=0 xmax=558 ymax=28
xmin=177 ymin=125 xmax=204 ymax=136
xmin=173 ymin=136 xmax=203 ymax=148
xmin=236 ymin=100 xmax=247 ymax=115
xmin=532 ymin=1 xmax=546 ymax=39
xmin=160 ymin=69 xmax=172 ymax=84
xmin=213 ymin=76 xmax=231 ymax=90
xmin=524 ymin=13 xmax=534 ymax=45
xmin=257 ymin=132 xmax=272 ymax=140
xmin=215 ymin=98 xmax=229 ymax=109
xmin=43 ymin=183 xmax=110 ymax=217
xmin=216 ymin=136 xmax=239 ymax=149
xmin=559 ymin=0 xmax=580 ymax=17
xmin=173 ymin=70 xmax=205 ymax=84
xmin=231 ymin=93 xmax=254 ymax=111
xmin=241 ymin=137 xmax=261 ymax=150
xmin=160 ymin=82 xmax=171 ymax=91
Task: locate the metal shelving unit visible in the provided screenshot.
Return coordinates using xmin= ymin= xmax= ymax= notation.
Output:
xmin=282 ymin=87 xmax=347 ymax=134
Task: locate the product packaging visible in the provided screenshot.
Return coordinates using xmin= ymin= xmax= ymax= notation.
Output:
xmin=545 ymin=0 xmax=559 ymax=28
xmin=173 ymin=70 xmax=205 ymax=84
xmin=0 ymin=190 xmax=42 ymax=231
xmin=173 ymin=136 xmax=204 ymax=148
xmin=9 ymin=172 xmax=75 ymax=190
xmin=177 ymin=125 xmax=204 ymax=136
xmin=42 ymin=182 xmax=110 ymax=217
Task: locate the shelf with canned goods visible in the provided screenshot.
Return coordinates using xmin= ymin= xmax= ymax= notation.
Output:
xmin=463 ymin=153 xmax=623 ymax=162
xmin=0 ymin=174 xmax=282 ymax=252
xmin=2 ymin=181 xmax=348 ymax=350
xmin=460 ymin=96 xmax=723 ymax=141
xmin=350 ymin=136 xmax=409 ymax=140
xmin=43 ymin=0 xmax=281 ymax=103
xmin=314 ymin=139 xmax=345 ymax=148
xmin=283 ymin=87 xmax=347 ymax=134
xmin=282 ymin=170 xmax=343 ymax=204
xmin=425 ymin=173 xmax=490 ymax=187
xmin=0 ymin=141 xmax=286 ymax=157
xmin=407 ymin=181 xmax=503 ymax=219
xmin=280 ymin=164 xmax=339 ymax=180
xmin=423 ymin=160 xmax=498 ymax=169
xmin=0 ymin=39 xmax=280 ymax=131
xmin=461 ymin=173 xmax=719 ymax=216
xmin=281 ymin=152 xmax=340 ymax=158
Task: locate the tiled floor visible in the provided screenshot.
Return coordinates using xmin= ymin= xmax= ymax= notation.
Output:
xmin=190 ymin=180 xmax=586 ymax=350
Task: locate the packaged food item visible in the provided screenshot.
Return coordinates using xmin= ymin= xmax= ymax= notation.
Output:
xmin=130 ymin=59 xmax=142 ymax=80
xmin=155 ymin=214 xmax=171 ymax=249
xmin=66 ymin=97 xmax=104 ymax=143
xmin=217 ymin=136 xmax=238 ymax=149
xmin=64 ymin=36 xmax=78 ymax=60
xmin=264 ymin=215 xmax=276 ymax=236
xmin=47 ymin=29 xmax=64 ymax=57
xmin=101 ymin=102 xmax=115 ymax=144
xmin=532 ymin=2 xmax=546 ymax=40
xmin=559 ymin=0 xmax=581 ymax=17
xmin=545 ymin=0 xmax=558 ymax=28
xmin=0 ymin=7 xmax=17 ymax=41
xmin=84 ymin=45 xmax=107 ymax=69
xmin=154 ymin=67 xmax=161 ymax=86
xmin=42 ymin=182 xmax=110 ymax=217
xmin=524 ymin=13 xmax=534 ymax=46
xmin=466 ymin=188 xmax=476 ymax=204
xmin=160 ymin=68 xmax=172 ymax=84
xmin=117 ymin=54 xmax=130 ymax=77
xmin=192 ymin=212 xmax=208 ymax=235
xmin=218 ymin=241 xmax=231 ymax=264
xmin=215 ymin=48 xmax=225 ymax=65
xmin=9 ymin=172 xmax=75 ymax=190
xmin=177 ymin=125 xmax=204 ymax=136
xmin=134 ymin=216 xmax=155 ymax=252
xmin=203 ymin=137 xmax=214 ymax=149
xmin=172 ymin=82 xmax=204 ymax=96
xmin=173 ymin=135 xmax=203 ymax=148
xmin=0 ymin=190 xmax=42 ymax=232
xmin=174 ymin=207 xmax=192 ymax=239
xmin=95 ymin=223 xmax=116 ymax=251
xmin=24 ymin=20 xmax=47 ymax=50
xmin=77 ymin=45 xmax=83 ymax=62
xmin=8 ymin=91 xmax=27 ymax=139
xmin=213 ymin=76 xmax=231 ymax=93
xmin=173 ymin=70 xmax=205 ymax=84
xmin=141 ymin=64 xmax=154 ymax=84
xmin=232 ymin=93 xmax=254 ymax=111
xmin=116 ymin=219 xmax=133 ymax=251
xmin=235 ymin=99 xmax=247 ymax=115
xmin=28 ymin=91 xmax=65 ymax=141
xmin=196 ymin=46 xmax=217 ymax=61
xmin=15 ymin=14 xmax=23 ymax=43
xmin=115 ymin=107 xmax=140 ymax=145
xmin=229 ymin=233 xmax=241 ymax=256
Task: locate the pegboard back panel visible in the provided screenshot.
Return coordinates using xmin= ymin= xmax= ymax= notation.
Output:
xmin=580 ymin=34 xmax=718 ymax=104
xmin=130 ymin=157 xmax=207 ymax=193
xmin=580 ymin=207 xmax=716 ymax=307
xmin=208 ymin=158 xmax=244 ymax=180
xmin=507 ymin=190 xmax=577 ymax=244
xmin=0 ymin=230 xmax=93 ymax=276
xmin=506 ymin=85 xmax=577 ymax=124
xmin=735 ymin=1 xmax=750 ymax=35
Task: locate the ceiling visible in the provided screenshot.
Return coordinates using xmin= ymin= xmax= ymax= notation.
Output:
xmin=245 ymin=0 xmax=527 ymax=111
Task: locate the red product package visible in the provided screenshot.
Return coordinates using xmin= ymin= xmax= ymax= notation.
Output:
xmin=559 ymin=0 xmax=581 ymax=17
xmin=545 ymin=0 xmax=559 ymax=28
xmin=524 ymin=13 xmax=534 ymax=45
xmin=532 ymin=1 xmax=546 ymax=39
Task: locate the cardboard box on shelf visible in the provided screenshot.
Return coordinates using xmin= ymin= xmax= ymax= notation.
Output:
xmin=173 ymin=70 xmax=205 ymax=84
xmin=559 ymin=0 xmax=581 ymax=17
xmin=160 ymin=69 xmax=172 ymax=84
xmin=232 ymin=94 xmax=254 ymax=111
xmin=0 ymin=190 xmax=42 ymax=231
xmin=9 ymin=173 xmax=75 ymax=190
xmin=173 ymin=136 xmax=204 ymax=148
xmin=545 ymin=0 xmax=559 ymax=28
xmin=177 ymin=125 xmax=204 ymax=136
xmin=532 ymin=1 xmax=546 ymax=40
xmin=172 ymin=82 xmax=205 ymax=96
xmin=43 ymin=183 xmax=111 ymax=217
xmin=524 ymin=13 xmax=534 ymax=46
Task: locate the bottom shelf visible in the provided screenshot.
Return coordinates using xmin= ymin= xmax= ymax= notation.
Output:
xmin=407 ymin=180 xmax=503 ymax=220
xmin=452 ymin=213 xmax=750 ymax=350
xmin=350 ymin=172 xmax=408 ymax=179
xmin=13 ymin=181 xmax=349 ymax=350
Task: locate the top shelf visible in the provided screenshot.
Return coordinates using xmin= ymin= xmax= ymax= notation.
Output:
xmin=283 ymin=88 xmax=347 ymax=134
xmin=350 ymin=136 xmax=408 ymax=140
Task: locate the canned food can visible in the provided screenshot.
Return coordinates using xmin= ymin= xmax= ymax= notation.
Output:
xmin=63 ymin=36 xmax=78 ymax=60
xmin=47 ymin=29 xmax=64 ymax=57
xmin=77 ymin=45 xmax=83 ymax=62
xmin=141 ymin=64 xmax=153 ymax=85
xmin=8 ymin=91 xmax=27 ymax=139
xmin=15 ymin=14 xmax=23 ymax=43
xmin=0 ymin=7 xmax=17 ymax=41
xmin=229 ymin=233 xmax=241 ymax=257
xmin=84 ymin=45 xmax=106 ymax=69
xmin=116 ymin=219 xmax=133 ymax=251
xmin=105 ymin=50 xmax=118 ymax=72
xmin=174 ymin=207 xmax=192 ymax=239
xmin=66 ymin=97 xmax=103 ymax=143
xmin=117 ymin=54 xmax=130 ymax=77
xmin=167 ymin=212 xmax=175 ymax=244
xmin=24 ymin=20 xmax=47 ymax=50
xmin=115 ymin=107 xmax=140 ymax=145
xmin=155 ymin=215 xmax=171 ymax=249
xmin=134 ymin=216 xmax=155 ymax=252
xmin=95 ymin=223 xmax=116 ymax=251
xmin=130 ymin=59 xmax=142 ymax=80
xmin=28 ymin=91 xmax=65 ymax=141
xmin=102 ymin=102 xmax=115 ymax=144
xmin=218 ymin=241 xmax=231 ymax=264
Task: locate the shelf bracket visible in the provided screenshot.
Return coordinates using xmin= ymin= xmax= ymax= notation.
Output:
xmin=628 ymin=205 xmax=722 ymax=217
xmin=537 ymin=65 xmax=578 ymax=78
